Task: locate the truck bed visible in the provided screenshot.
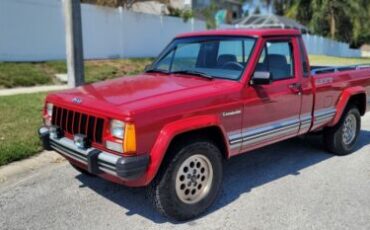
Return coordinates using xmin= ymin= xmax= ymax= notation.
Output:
xmin=310 ymin=64 xmax=370 ymax=130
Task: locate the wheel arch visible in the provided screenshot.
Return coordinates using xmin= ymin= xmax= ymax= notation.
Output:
xmin=166 ymin=126 xmax=228 ymax=160
xmin=144 ymin=115 xmax=229 ymax=184
xmin=329 ymin=87 xmax=367 ymax=126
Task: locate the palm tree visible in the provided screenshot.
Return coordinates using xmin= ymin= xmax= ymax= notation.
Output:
xmin=311 ymin=0 xmax=357 ymax=39
xmin=275 ymin=0 xmax=369 ymax=46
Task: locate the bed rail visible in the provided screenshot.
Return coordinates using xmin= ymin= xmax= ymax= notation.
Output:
xmin=311 ymin=64 xmax=370 ymax=75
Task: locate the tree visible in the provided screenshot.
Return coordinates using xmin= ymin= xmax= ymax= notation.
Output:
xmin=202 ymin=2 xmax=218 ymax=29
xmin=279 ymin=0 xmax=370 ymax=47
xmin=253 ymin=6 xmax=261 ymax=14
xmin=311 ymin=0 xmax=354 ymax=40
xmin=284 ymin=0 xmax=312 ymax=26
xmin=350 ymin=0 xmax=370 ymax=47
xmin=273 ymin=0 xmax=287 ymax=15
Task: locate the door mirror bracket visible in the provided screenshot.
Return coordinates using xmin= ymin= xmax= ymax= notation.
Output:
xmin=144 ymin=64 xmax=153 ymax=72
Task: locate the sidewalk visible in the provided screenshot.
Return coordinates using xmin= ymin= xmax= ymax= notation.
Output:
xmin=0 ymin=85 xmax=70 ymax=97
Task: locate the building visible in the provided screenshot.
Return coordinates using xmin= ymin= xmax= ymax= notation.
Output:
xmin=192 ymin=0 xmax=243 ymax=22
xmin=132 ymin=1 xmax=169 ymax=15
xmin=170 ymin=0 xmax=192 ymax=9
xmin=132 ymin=0 xmax=192 ymax=15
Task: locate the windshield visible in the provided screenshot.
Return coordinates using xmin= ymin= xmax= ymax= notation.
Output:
xmin=149 ymin=36 xmax=256 ymax=80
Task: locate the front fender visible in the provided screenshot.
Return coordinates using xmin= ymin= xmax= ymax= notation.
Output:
xmin=329 ymin=86 xmax=367 ymax=126
xmin=144 ymin=114 xmax=228 ymax=184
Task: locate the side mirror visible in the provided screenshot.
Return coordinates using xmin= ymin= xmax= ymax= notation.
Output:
xmin=250 ymin=71 xmax=272 ymax=85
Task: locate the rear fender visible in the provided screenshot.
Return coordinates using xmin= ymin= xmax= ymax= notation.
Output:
xmin=144 ymin=115 xmax=229 ymax=184
xmin=329 ymin=86 xmax=367 ymax=126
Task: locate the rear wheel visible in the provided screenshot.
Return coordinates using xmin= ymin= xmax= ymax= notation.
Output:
xmin=148 ymin=140 xmax=223 ymax=221
xmin=324 ymin=106 xmax=361 ymax=155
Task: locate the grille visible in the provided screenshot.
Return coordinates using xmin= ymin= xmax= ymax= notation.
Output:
xmin=51 ymin=106 xmax=105 ymax=144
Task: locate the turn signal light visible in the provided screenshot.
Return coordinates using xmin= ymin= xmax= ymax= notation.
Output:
xmin=123 ymin=123 xmax=136 ymax=154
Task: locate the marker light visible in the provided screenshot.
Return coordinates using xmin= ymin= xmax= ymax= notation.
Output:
xmin=123 ymin=123 xmax=136 ymax=154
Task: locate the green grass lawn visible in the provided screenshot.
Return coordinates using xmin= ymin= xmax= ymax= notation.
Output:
xmin=83 ymin=58 xmax=153 ymax=83
xmin=0 ymin=93 xmax=46 ymax=166
xmin=0 ymin=63 xmax=54 ymax=88
xmin=0 ymin=58 xmax=153 ymax=89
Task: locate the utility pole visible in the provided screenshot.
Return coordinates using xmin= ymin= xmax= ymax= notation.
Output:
xmin=63 ymin=0 xmax=85 ymax=87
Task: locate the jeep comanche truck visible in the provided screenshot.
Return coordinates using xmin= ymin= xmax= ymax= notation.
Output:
xmin=39 ymin=29 xmax=370 ymax=220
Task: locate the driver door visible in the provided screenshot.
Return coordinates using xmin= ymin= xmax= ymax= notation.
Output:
xmin=235 ymin=37 xmax=303 ymax=152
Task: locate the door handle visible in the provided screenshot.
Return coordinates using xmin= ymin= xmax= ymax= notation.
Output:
xmin=288 ymin=83 xmax=303 ymax=95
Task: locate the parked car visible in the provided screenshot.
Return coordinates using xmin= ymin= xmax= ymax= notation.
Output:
xmin=39 ymin=29 xmax=370 ymax=220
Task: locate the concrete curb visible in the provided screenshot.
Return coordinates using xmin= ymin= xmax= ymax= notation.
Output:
xmin=0 ymin=151 xmax=65 ymax=184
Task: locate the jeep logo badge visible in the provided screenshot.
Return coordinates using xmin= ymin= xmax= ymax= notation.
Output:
xmin=72 ymin=97 xmax=82 ymax=104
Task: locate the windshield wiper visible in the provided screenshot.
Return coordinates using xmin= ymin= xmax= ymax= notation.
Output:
xmin=171 ymin=70 xmax=214 ymax=80
xmin=145 ymin=68 xmax=170 ymax=74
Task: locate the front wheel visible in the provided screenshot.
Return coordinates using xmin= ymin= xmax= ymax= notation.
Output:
xmin=324 ymin=106 xmax=361 ymax=155
xmin=148 ymin=140 xmax=223 ymax=221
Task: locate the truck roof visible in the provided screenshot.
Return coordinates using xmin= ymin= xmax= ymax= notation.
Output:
xmin=177 ymin=28 xmax=301 ymax=38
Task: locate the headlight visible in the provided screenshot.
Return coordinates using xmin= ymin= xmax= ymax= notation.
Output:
xmin=110 ymin=120 xmax=125 ymax=139
xmin=46 ymin=103 xmax=54 ymax=117
xmin=106 ymin=120 xmax=136 ymax=154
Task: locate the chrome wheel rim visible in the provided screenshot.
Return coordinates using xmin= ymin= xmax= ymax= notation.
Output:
xmin=175 ymin=154 xmax=213 ymax=204
xmin=342 ymin=114 xmax=357 ymax=145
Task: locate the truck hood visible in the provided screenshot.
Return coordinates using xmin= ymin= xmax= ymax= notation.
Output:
xmin=48 ymin=73 xmax=236 ymax=116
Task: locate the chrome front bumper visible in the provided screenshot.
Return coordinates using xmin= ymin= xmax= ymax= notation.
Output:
xmin=38 ymin=127 xmax=149 ymax=180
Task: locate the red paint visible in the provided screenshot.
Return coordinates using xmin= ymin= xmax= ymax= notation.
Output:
xmin=329 ymin=86 xmax=366 ymax=126
xmin=44 ymin=29 xmax=370 ymax=187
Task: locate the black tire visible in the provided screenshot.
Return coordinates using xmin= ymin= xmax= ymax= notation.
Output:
xmin=148 ymin=140 xmax=223 ymax=221
xmin=324 ymin=106 xmax=361 ymax=155
xmin=70 ymin=163 xmax=96 ymax=177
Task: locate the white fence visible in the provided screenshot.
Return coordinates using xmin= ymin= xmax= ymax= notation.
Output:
xmin=0 ymin=0 xmax=206 ymax=61
xmin=302 ymin=34 xmax=361 ymax=58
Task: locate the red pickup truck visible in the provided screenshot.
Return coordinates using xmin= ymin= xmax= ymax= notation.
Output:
xmin=39 ymin=29 xmax=370 ymax=220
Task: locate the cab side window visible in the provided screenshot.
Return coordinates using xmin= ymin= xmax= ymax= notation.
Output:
xmin=256 ymin=41 xmax=294 ymax=81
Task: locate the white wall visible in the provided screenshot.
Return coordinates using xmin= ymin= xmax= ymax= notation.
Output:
xmin=0 ymin=0 xmax=206 ymax=61
xmin=302 ymin=34 xmax=361 ymax=58
xmin=0 ymin=0 xmax=66 ymax=61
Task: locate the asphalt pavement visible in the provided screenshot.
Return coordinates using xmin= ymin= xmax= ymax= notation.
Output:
xmin=1 ymin=114 xmax=369 ymax=230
